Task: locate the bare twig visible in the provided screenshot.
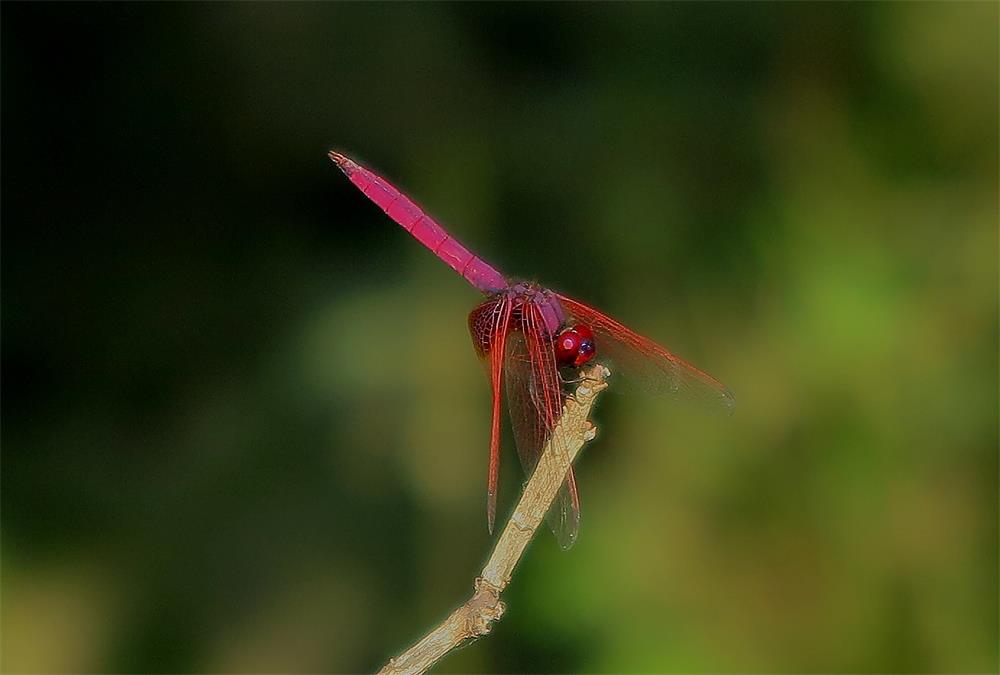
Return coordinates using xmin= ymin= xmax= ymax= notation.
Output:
xmin=377 ymin=365 xmax=610 ymax=675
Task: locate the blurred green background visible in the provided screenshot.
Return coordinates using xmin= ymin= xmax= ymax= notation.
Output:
xmin=2 ymin=3 xmax=997 ymax=673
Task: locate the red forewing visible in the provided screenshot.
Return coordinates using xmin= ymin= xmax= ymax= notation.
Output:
xmin=555 ymin=293 xmax=735 ymax=412
xmin=504 ymin=300 xmax=581 ymax=549
xmin=468 ymin=297 xmax=513 ymax=533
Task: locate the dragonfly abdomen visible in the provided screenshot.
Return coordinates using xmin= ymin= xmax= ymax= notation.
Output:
xmin=330 ymin=152 xmax=508 ymax=294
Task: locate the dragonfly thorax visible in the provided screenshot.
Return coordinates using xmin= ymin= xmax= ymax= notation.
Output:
xmin=504 ymin=283 xmax=565 ymax=336
xmin=468 ymin=286 xmax=598 ymax=368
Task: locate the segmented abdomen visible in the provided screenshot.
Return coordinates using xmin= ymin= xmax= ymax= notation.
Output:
xmin=330 ymin=152 xmax=508 ymax=294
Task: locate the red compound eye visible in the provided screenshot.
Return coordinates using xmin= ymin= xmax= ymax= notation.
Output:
xmin=555 ymin=324 xmax=598 ymax=367
xmin=575 ymin=341 xmax=595 ymax=367
xmin=555 ymin=329 xmax=581 ymax=365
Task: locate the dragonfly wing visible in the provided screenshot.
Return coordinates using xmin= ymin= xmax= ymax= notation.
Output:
xmin=468 ymin=297 xmax=514 ymax=534
xmin=556 ymin=293 xmax=735 ymax=412
xmin=504 ymin=302 xmax=581 ymax=549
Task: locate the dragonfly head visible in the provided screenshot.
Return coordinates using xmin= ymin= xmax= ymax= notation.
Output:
xmin=555 ymin=323 xmax=596 ymax=368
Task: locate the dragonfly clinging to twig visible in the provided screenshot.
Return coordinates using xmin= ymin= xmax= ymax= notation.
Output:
xmin=330 ymin=151 xmax=733 ymax=549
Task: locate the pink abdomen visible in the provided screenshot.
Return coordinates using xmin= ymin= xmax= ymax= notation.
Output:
xmin=329 ymin=152 xmax=508 ymax=294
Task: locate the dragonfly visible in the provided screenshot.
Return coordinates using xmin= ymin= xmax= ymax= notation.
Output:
xmin=329 ymin=151 xmax=734 ymax=549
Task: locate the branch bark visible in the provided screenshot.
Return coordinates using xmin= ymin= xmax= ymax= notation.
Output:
xmin=377 ymin=365 xmax=610 ymax=675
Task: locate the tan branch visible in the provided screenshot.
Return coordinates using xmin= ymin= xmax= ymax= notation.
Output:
xmin=377 ymin=365 xmax=610 ymax=675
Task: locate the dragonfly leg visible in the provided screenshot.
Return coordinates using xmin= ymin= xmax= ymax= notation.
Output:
xmin=559 ymin=371 xmax=586 ymax=385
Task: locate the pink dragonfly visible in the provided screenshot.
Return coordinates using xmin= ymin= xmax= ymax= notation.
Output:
xmin=330 ymin=151 xmax=734 ymax=549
